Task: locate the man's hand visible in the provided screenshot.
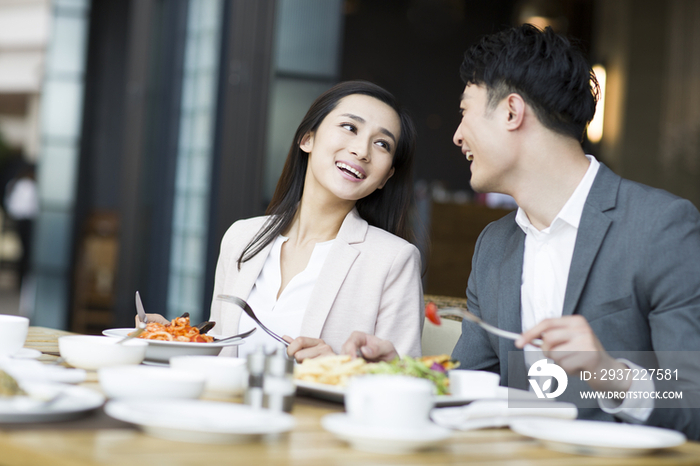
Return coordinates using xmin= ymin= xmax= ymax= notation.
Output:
xmin=516 ymin=315 xmax=632 ymax=392
xmin=341 ymin=331 xmax=398 ymax=362
xmin=284 ymin=336 xmax=335 ymax=362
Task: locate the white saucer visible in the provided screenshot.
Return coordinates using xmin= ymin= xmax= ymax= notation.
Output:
xmin=321 ymin=413 xmax=452 ymax=454
xmin=0 ymin=382 xmax=105 ymax=423
xmin=509 ymin=418 xmax=686 ymax=456
xmin=11 ymin=348 xmax=41 ymax=359
xmin=105 ymin=399 xmax=295 ymax=443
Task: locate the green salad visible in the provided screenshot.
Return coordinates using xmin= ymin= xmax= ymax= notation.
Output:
xmin=363 ymin=355 xmax=458 ymax=395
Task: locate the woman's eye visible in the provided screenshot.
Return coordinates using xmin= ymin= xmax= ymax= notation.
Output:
xmin=341 ymin=123 xmax=356 ymax=132
xmin=375 ymin=140 xmax=391 ymax=151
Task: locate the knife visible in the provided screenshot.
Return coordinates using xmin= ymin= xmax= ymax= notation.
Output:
xmin=135 ymin=291 xmax=149 ymax=324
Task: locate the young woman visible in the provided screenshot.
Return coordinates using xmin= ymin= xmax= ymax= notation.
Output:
xmin=148 ymin=81 xmax=423 ymax=361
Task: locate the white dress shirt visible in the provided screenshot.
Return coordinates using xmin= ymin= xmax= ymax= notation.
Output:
xmin=237 ymin=235 xmax=334 ymax=359
xmin=516 ymin=155 xmax=652 ymax=421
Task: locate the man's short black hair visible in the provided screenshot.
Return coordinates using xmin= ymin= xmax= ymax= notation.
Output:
xmin=460 ymin=24 xmax=599 ymax=142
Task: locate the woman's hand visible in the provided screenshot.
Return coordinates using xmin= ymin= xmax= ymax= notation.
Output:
xmin=341 ymin=331 xmax=398 ymax=362
xmin=284 ymin=336 xmax=335 ymax=362
xmin=134 ymin=313 xmax=170 ymax=326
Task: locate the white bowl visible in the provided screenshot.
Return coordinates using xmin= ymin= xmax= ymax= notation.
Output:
xmin=169 ymin=355 xmax=247 ymax=397
xmin=448 ymin=370 xmax=500 ymax=398
xmin=58 ymin=335 xmax=147 ymax=370
xmin=99 ymin=366 xmax=205 ymax=400
xmin=0 ymin=314 xmax=29 ymax=356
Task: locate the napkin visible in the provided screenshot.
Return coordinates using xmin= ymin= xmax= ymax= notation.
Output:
xmin=0 ymin=358 xmax=87 ymax=384
xmin=431 ymin=399 xmax=578 ymax=431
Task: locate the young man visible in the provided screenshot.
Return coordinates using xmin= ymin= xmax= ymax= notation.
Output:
xmin=344 ymin=24 xmax=700 ymax=439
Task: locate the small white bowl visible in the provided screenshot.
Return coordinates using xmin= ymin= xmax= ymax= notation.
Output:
xmin=448 ymin=370 xmax=500 ymax=399
xmin=99 ymin=366 xmax=205 ymax=400
xmin=58 ymin=335 xmax=147 ymax=370
xmin=169 ymin=355 xmax=247 ymax=397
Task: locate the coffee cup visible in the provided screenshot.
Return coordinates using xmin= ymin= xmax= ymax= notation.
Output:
xmin=0 ymin=315 xmax=29 ymax=357
xmin=345 ymin=375 xmax=434 ymax=430
xmin=448 ymin=369 xmax=500 ymax=398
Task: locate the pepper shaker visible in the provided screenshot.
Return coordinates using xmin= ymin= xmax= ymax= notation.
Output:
xmin=263 ymin=347 xmax=295 ymax=412
xmin=245 ymin=345 xmax=266 ymax=408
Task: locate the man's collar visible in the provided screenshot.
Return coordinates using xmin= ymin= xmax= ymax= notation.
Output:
xmin=515 ymin=155 xmax=600 ymax=234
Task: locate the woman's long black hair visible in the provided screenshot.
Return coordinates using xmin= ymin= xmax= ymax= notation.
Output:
xmin=237 ymin=80 xmax=417 ymax=269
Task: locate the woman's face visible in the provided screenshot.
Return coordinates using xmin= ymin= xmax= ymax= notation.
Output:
xmin=300 ymin=94 xmax=400 ymax=204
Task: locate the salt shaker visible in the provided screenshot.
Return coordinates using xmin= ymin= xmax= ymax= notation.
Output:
xmin=263 ymin=347 xmax=295 ymax=412
xmin=245 ymin=345 xmax=266 ymax=408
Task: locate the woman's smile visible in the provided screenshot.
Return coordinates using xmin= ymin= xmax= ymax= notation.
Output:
xmin=335 ymin=161 xmax=366 ymax=180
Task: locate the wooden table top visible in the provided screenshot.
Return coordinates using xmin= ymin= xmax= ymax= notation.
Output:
xmin=1 ymin=327 xmax=699 ymax=466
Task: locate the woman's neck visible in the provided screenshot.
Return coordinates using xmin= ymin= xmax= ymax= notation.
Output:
xmin=283 ymin=194 xmax=354 ymax=246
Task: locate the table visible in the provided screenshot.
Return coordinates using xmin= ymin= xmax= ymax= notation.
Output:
xmin=1 ymin=327 xmax=699 ymax=465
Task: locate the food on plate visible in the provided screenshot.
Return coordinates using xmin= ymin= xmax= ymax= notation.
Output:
xmin=294 ymin=354 xmax=459 ymax=395
xmin=0 ymin=369 xmax=25 ymax=397
xmin=134 ymin=316 xmax=214 ymax=343
xmin=425 ymin=301 xmax=441 ymax=325
xmin=295 ymin=355 xmax=367 ymax=386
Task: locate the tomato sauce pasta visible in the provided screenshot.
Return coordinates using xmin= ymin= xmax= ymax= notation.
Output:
xmin=138 ymin=316 xmax=214 ymax=343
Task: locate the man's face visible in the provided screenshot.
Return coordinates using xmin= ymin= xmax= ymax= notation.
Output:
xmin=452 ymin=84 xmax=514 ymax=194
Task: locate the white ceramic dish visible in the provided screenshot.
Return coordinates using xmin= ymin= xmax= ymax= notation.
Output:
xmin=509 ymin=418 xmax=686 ymax=456
xmin=0 ymin=382 xmax=104 ymax=423
xmin=0 ymin=315 xmax=29 ymax=357
xmin=58 ymin=335 xmax=148 ymax=370
xmin=105 ymin=399 xmax=295 ymax=443
xmin=10 ymin=348 xmax=41 ymax=359
xmin=102 ymin=328 xmax=246 ymax=364
xmin=294 ymin=379 xmax=535 ymax=407
xmin=321 ymin=413 xmax=451 ymax=454
xmin=169 ymin=355 xmax=247 ymax=397
xmin=98 ymin=366 xmax=205 ymax=400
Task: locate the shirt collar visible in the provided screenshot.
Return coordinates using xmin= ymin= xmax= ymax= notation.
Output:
xmin=515 ymin=155 xmax=600 ymax=234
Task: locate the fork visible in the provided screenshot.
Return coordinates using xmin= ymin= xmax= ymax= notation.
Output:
xmin=426 ymin=303 xmax=543 ymax=347
xmin=216 ymin=295 xmax=289 ymax=347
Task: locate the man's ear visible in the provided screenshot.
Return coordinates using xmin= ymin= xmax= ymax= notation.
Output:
xmin=504 ymin=93 xmax=525 ymax=130
xmin=300 ymin=132 xmax=314 ymax=153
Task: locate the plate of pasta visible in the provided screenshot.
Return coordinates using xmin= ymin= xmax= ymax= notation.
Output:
xmin=294 ymin=354 xmax=503 ymax=407
xmin=103 ymin=318 xmax=249 ymax=364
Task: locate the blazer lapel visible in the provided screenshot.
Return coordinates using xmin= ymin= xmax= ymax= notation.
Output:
xmin=300 ymin=209 xmax=365 ymax=338
xmin=223 ymin=240 xmax=275 ymax=327
xmin=562 ymin=164 xmax=618 ymax=316
xmin=498 ymin=226 xmax=525 ymax=384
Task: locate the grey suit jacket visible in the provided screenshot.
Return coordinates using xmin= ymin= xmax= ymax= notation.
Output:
xmin=452 ymin=163 xmax=700 ymax=439
xmin=210 ymin=208 xmax=424 ymax=358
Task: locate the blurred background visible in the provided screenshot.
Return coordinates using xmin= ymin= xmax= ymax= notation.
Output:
xmin=0 ymin=0 xmax=697 ymax=333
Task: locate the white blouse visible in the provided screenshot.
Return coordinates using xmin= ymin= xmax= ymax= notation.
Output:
xmin=237 ymin=235 xmax=335 ymax=359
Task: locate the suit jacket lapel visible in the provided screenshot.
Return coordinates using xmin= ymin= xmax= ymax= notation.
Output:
xmin=498 ymin=225 xmax=525 ymax=385
xmin=300 ymin=209 xmax=365 ymax=338
xmin=223 ymin=239 xmax=275 ymax=328
xmin=562 ymin=164 xmax=619 ymax=316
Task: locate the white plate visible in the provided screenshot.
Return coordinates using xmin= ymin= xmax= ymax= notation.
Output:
xmin=294 ymin=379 xmax=534 ymax=407
xmin=102 ymin=328 xmax=247 ymax=364
xmin=509 ymin=418 xmax=686 ymax=456
xmin=11 ymin=348 xmax=41 ymax=359
xmin=105 ymin=399 xmax=295 ymax=443
xmin=0 ymin=382 xmax=104 ymax=423
xmin=321 ymin=413 xmax=451 ymax=454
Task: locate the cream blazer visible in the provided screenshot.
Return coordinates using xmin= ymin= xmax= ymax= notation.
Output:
xmin=209 ymin=208 xmax=423 ymax=357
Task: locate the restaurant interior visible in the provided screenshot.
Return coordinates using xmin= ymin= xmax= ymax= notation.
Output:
xmin=0 ymin=0 xmax=696 ymax=335
xmin=1 ymin=0 xmax=700 ymax=463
